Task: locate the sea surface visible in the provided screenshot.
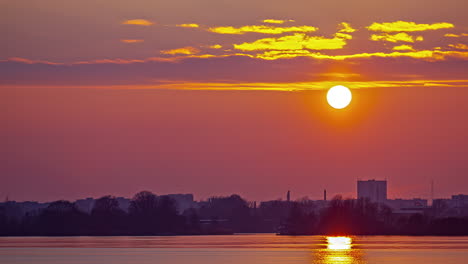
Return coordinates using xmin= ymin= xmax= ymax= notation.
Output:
xmin=1 ymin=234 xmax=468 ymax=264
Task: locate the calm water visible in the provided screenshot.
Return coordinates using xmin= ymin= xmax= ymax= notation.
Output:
xmin=1 ymin=234 xmax=468 ymax=264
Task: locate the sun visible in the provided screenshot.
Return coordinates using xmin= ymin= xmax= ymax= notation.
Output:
xmin=327 ymin=85 xmax=352 ymax=109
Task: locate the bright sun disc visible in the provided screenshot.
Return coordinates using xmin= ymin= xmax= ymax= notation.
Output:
xmin=327 ymin=236 xmax=352 ymax=250
xmin=327 ymin=85 xmax=352 ymax=109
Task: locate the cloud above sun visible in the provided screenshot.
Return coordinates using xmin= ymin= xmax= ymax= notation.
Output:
xmin=444 ymin=33 xmax=468 ymax=38
xmin=449 ymin=43 xmax=468 ymax=50
xmin=120 ymin=39 xmax=144 ymax=43
xmin=3 ymin=16 xmax=468 ymax=90
xmin=160 ymin=47 xmax=200 ymax=55
xmin=392 ymin=44 xmax=415 ymax=51
xmin=5 ymin=20 xmax=468 ymax=63
xmin=176 ymin=23 xmax=200 ymax=28
xmin=337 ymin=22 xmax=356 ymax=33
xmin=262 ymin=19 xmax=295 ymax=24
xmin=233 ymin=33 xmax=349 ymax=51
xmin=122 ymin=19 xmax=154 ymax=26
xmin=208 ymin=25 xmax=318 ymax=34
xmin=370 ymin=33 xmax=424 ymax=43
xmin=367 ymin=21 xmax=454 ymax=32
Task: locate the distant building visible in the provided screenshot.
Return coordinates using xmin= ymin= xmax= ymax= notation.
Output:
xmin=357 ymin=180 xmax=387 ymax=204
xmin=433 ymin=194 xmax=468 ymax=217
xmin=385 ymin=198 xmax=428 ymax=214
xmin=451 ymin=194 xmax=468 ymax=208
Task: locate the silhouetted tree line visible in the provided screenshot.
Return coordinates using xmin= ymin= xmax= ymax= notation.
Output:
xmin=279 ymin=195 xmax=468 ymax=236
xmin=0 ymin=191 xmax=203 ymax=236
xmin=1 ymin=193 xmax=468 ymax=236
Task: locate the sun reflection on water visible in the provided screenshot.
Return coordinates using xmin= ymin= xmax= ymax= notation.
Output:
xmin=312 ymin=236 xmax=366 ymax=264
xmin=327 ymin=236 xmax=352 ymax=250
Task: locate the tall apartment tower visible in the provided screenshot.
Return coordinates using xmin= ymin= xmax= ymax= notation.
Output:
xmin=357 ymin=180 xmax=387 ymax=204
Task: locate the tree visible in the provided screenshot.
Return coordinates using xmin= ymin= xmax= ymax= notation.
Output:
xmin=183 ymin=208 xmax=201 ymax=234
xmin=129 ymin=191 xmax=159 ymax=234
xmin=35 ymin=200 xmax=87 ymax=235
xmin=155 ymin=196 xmax=180 ymax=234
xmin=198 ymin=194 xmax=251 ymax=232
xmin=91 ymin=195 xmax=126 ymax=235
xmin=282 ymin=202 xmax=316 ymax=235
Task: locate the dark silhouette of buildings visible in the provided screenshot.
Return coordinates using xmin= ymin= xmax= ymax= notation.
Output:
xmin=357 ymin=179 xmax=387 ymax=204
xmin=1 ymin=185 xmax=467 ymax=236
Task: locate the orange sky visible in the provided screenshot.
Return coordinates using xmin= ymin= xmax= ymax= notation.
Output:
xmin=1 ymin=0 xmax=468 ymax=202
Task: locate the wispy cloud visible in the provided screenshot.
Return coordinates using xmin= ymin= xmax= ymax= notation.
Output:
xmin=371 ymin=33 xmax=423 ymax=43
xmin=151 ymin=79 xmax=468 ymax=91
xmin=392 ymin=44 xmax=415 ymax=51
xmin=160 ymin=46 xmax=201 ymax=55
xmin=208 ymin=25 xmax=318 ymax=34
xmin=233 ymin=33 xmax=348 ymax=51
xmin=120 ymin=39 xmax=144 ymax=43
xmin=338 ymin=22 xmax=356 ymax=33
xmin=444 ymin=33 xmax=468 ymax=37
xmin=253 ymin=49 xmax=468 ymax=61
xmin=449 ymin=43 xmax=468 ymax=50
xmin=176 ymin=23 xmax=200 ymax=28
xmin=6 ymin=47 xmax=468 ymax=66
xmin=122 ymin=19 xmax=154 ymax=26
xmin=4 ymin=57 xmax=62 ymax=65
xmin=367 ymin=21 xmax=454 ymax=32
xmin=207 ymin=44 xmax=223 ymax=49
xmin=4 ymin=80 xmax=468 ymax=91
xmin=262 ymin=19 xmax=295 ymax=24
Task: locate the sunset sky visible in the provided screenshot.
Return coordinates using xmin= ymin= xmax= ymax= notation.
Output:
xmin=2 ymin=0 xmax=468 ymax=202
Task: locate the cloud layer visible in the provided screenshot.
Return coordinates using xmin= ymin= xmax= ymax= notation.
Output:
xmin=367 ymin=21 xmax=454 ymax=32
xmin=2 ymin=18 xmax=468 ymax=90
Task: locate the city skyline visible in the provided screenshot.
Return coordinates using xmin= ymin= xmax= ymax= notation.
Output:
xmin=1 ymin=178 xmax=462 ymax=204
xmin=2 ymin=180 xmax=467 ymax=237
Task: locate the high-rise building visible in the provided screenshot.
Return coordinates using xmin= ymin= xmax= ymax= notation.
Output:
xmin=357 ymin=180 xmax=387 ymax=203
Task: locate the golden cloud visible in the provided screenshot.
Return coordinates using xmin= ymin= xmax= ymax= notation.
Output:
xmin=367 ymin=21 xmax=454 ymax=32
xmin=338 ymin=22 xmax=356 ymax=33
xmin=208 ymin=25 xmax=318 ymax=34
xmin=252 ymin=49 xmax=468 ymax=61
xmin=449 ymin=43 xmax=468 ymax=50
xmin=160 ymin=46 xmax=200 ymax=55
xmin=120 ymin=39 xmax=144 ymax=43
xmin=176 ymin=23 xmax=200 ymax=28
xmin=370 ymin=33 xmax=423 ymax=43
xmin=334 ymin=32 xmax=353 ymax=40
xmin=6 ymin=79 xmax=468 ymax=91
xmin=262 ymin=19 xmax=295 ymax=24
xmin=233 ymin=33 xmax=348 ymax=51
xmin=152 ymin=79 xmax=468 ymax=91
xmin=445 ymin=33 xmax=468 ymax=37
xmin=122 ymin=19 xmax=154 ymax=26
xmin=392 ymin=44 xmax=415 ymax=51
xmin=208 ymin=44 xmax=223 ymax=49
